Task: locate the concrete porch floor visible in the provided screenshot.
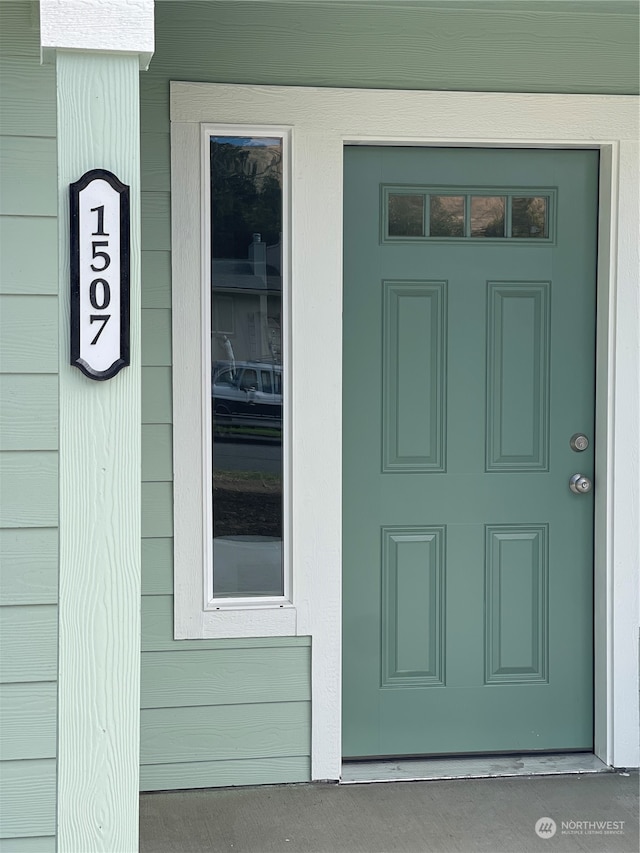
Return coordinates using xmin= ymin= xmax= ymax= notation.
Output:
xmin=140 ymin=771 xmax=638 ymax=853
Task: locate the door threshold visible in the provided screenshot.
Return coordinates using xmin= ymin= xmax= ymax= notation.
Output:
xmin=340 ymin=753 xmax=610 ymax=784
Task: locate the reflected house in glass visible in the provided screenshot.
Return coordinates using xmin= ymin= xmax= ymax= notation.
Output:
xmin=210 ymin=136 xmax=283 ymax=369
xmin=210 ymin=239 xmax=285 ymax=600
xmin=211 ymin=237 xmax=282 ymax=375
xmin=210 ymin=136 xmax=284 ymax=600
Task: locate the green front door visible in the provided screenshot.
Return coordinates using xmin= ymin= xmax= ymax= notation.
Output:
xmin=342 ymin=147 xmax=598 ymax=758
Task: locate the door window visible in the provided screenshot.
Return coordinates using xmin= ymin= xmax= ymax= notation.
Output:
xmin=382 ymin=186 xmax=554 ymax=242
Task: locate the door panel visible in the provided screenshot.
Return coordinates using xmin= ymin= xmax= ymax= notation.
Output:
xmin=342 ymin=147 xmax=597 ymax=758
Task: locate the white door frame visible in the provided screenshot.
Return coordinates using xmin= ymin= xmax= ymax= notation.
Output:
xmin=171 ymin=83 xmax=639 ymax=780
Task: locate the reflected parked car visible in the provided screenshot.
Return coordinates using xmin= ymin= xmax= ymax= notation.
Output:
xmin=212 ymin=361 xmax=282 ymax=438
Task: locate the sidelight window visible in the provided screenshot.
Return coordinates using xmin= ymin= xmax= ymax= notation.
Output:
xmin=171 ymin=120 xmax=293 ymax=639
xmin=209 ymin=134 xmax=286 ymax=602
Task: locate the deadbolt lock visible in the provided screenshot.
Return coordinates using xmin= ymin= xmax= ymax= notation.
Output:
xmin=570 ymin=433 xmax=589 ymax=452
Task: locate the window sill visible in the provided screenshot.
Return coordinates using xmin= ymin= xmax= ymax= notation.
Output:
xmin=175 ymin=603 xmax=297 ymax=640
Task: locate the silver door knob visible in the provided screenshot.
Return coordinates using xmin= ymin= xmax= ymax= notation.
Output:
xmin=570 ymin=473 xmax=592 ymax=494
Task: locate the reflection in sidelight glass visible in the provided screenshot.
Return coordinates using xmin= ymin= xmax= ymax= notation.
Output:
xmin=512 ymin=196 xmax=548 ymax=238
xmin=471 ymin=196 xmax=506 ymax=237
xmin=388 ymin=194 xmax=424 ymax=237
xmin=210 ymin=136 xmax=283 ymax=598
xmin=430 ymin=195 xmax=465 ymax=237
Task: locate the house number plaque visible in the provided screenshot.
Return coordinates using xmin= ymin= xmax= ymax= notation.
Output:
xmin=70 ymin=169 xmax=130 ymax=380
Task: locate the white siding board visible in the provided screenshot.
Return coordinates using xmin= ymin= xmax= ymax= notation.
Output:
xmin=55 ymin=50 xmax=142 ymax=853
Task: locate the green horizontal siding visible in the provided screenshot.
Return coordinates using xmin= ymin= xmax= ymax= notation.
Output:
xmin=0 ymin=683 xmax=57 ymax=761
xmin=141 ymin=646 xmax=311 ymax=708
xmin=141 ymin=538 xmax=173 ymax=595
xmin=0 ymin=759 xmax=56 ymax=839
xmin=0 ymin=528 xmax=58 ymax=606
xmin=140 ymin=78 xmax=169 ymax=135
xmin=0 ymin=452 xmax=58 ymax=529
xmin=141 ymin=308 xmax=172 ymax=367
xmin=147 ymin=0 xmax=638 ymax=110
xmin=0 ymin=137 xmax=57 ymax=217
xmin=140 ymin=78 xmax=170 ymax=135
xmin=140 ymin=755 xmax=310 ymax=792
xmin=0 ymin=838 xmax=56 ymax=853
xmin=0 ymin=217 xmax=58 ymax=295
xmin=0 ymin=375 xmax=58 ymax=451
xmin=0 ymin=296 xmax=58 ymax=375
xmin=141 ymin=192 xmax=171 ymax=250
xmin=141 ymin=701 xmax=310 ymax=764
xmin=0 ymin=7 xmax=59 ymax=842
xmin=141 ymin=133 xmax=171 ymax=193
xmin=0 ymin=58 xmax=56 ymax=138
xmin=141 ymin=251 xmax=171 ymax=309
xmin=142 ymin=424 xmax=173 ymax=482
xmin=0 ymin=1 xmax=41 ymax=60
xmin=142 ymin=366 xmax=173 ymax=424
xmin=142 ymin=482 xmax=173 ymax=539
xmin=138 ymin=59 xmax=313 ymax=788
xmin=0 ymin=605 xmax=57 ymax=683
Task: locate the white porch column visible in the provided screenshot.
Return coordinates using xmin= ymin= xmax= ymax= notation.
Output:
xmin=40 ymin=2 xmax=154 ymax=851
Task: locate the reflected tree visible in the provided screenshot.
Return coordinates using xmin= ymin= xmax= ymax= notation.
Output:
xmin=512 ymin=197 xmax=547 ymax=238
xmin=210 ymin=140 xmax=282 ymax=258
xmin=430 ymin=196 xmax=464 ymax=237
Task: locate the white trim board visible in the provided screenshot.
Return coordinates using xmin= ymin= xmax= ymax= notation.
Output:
xmin=56 ymin=52 xmax=142 ymax=852
xmin=170 ymin=83 xmax=640 ymax=781
xmin=40 ymin=0 xmax=155 ymax=69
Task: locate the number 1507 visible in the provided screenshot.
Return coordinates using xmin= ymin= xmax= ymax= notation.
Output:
xmin=89 ymin=204 xmax=112 ymax=344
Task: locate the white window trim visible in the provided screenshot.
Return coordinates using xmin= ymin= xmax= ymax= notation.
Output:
xmin=171 ymin=83 xmax=639 ymax=780
xmin=172 ymin=120 xmax=294 ymax=639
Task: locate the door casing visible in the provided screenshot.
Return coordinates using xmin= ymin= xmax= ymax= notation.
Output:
xmin=170 ymin=82 xmax=640 ymax=779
